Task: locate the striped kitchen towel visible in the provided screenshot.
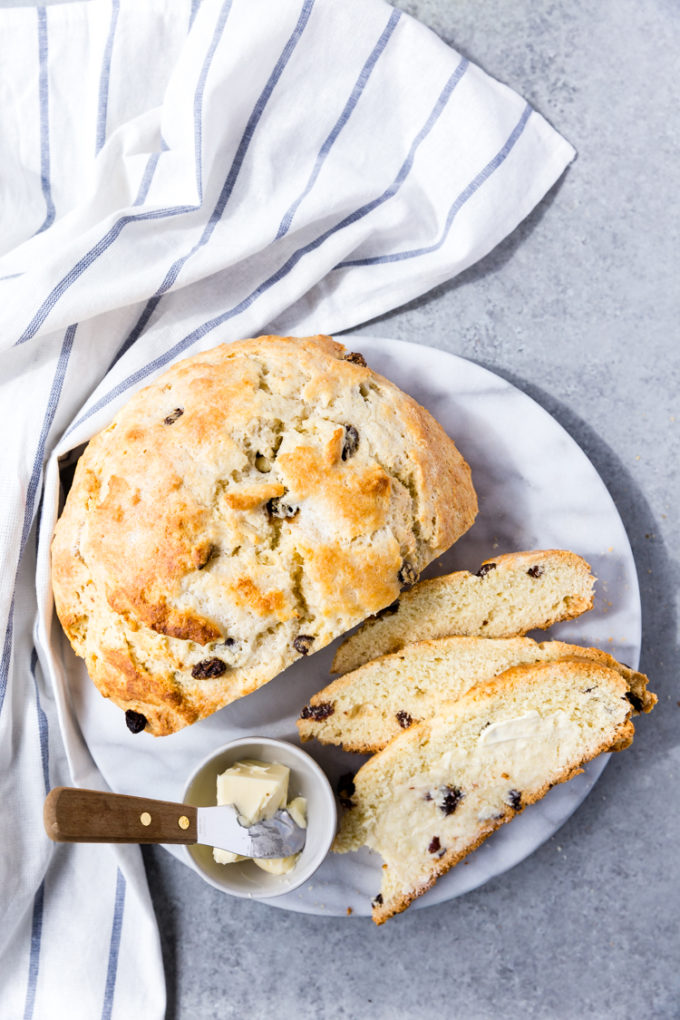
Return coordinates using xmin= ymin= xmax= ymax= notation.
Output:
xmin=0 ymin=0 xmax=574 ymax=1016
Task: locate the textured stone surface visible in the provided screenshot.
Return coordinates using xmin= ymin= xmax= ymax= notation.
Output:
xmin=142 ymin=0 xmax=680 ymax=1017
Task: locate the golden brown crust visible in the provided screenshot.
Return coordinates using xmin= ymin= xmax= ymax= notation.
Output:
xmin=298 ymin=635 xmax=654 ymax=752
xmin=51 ymin=334 xmax=477 ymax=735
xmin=329 ymin=658 xmax=642 ymax=923
xmin=371 ymin=710 xmax=637 ymax=924
xmin=371 ymin=729 xmax=634 ymax=924
xmin=331 ymin=548 xmax=596 ymax=675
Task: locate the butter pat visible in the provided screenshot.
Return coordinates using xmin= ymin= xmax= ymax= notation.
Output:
xmin=216 ymin=759 xmax=289 ymax=825
xmin=212 ymin=760 xmax=306 ymax=874
xmin=478 ymin=711 xmax=542 ymax=746
xmin=286 ymin=796 xmax=307 ymax=830
xmin=477 ymin=710 xmax=571 ymax=751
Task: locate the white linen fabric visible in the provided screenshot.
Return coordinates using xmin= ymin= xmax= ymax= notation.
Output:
xmin=0 ymin=0 xmax=574 ymax=1015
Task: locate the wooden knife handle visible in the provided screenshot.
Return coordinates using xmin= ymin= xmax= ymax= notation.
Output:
xmin=43 ymin=787 xmax=198 ymax=846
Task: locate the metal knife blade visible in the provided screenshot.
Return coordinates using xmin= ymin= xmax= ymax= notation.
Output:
xmin=196 ymin=803 xmax=306 ymax=858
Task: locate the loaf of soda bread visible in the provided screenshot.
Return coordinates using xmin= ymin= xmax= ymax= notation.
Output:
xmin=331 ymin=549 xmax=595 ymax=675
xmin=298 ymin=635 xmax=654 ymax=752
xmin=333 ymin=658 xmax=648 ymax=923
xmin=51 ymin=334 xmax=477 ymax=736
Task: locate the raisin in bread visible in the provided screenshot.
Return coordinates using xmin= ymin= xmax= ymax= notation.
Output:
xmin=331 ymin=549 xmax=595 ymax=675
xmin=333 ymin=658 xmax=650 ymax=924
xmin=298 ymin=636 xmax=654 ymax=752
xmin=51 ymin=334 xmax=477 ymax=736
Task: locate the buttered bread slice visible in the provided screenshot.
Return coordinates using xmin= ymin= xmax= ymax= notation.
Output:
xmin=331 ymin=549 xmax=595 ymax=675
xmin=299 ymin=636 xmax=654 ymax=752
xmin=333 ymin=658 xmax=650 ymax=924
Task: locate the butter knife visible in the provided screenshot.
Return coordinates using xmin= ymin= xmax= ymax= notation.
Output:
xmin=43 ymin=786 xmax=306 ymax=858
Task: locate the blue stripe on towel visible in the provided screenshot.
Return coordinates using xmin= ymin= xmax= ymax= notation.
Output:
xmin=30 ymin=648 xmax=51 ymax=795
xmin=132 ymin=155 xmax=160 ymax=209
xmin=109 ymin=293 xmax=163 ymax=365
xmin=112 ymin=0 xmax=315 ymax=366
xmin=36 ymin=8 xmax=55 ymax=235
xmin=154 ymin=0 xmax=316 ymax=293
xmin=0 ymin=324 xmax=77 ymax=712
xmin=22 ymin=880 xmax=44 ymax=1020
xmin=275 ymin=6 xmax=401 ymax=240
xmin=132 ymin=142 xmax=166 ymax=210
xmin=15 ymin=206 xmax=196 ymax=346
xmin=189 ymin=0 xmax=202 ymax=30
xmin=95 ymin=0 xmax=120 ymax=155
xmin=19 ymin=324 xmax=77 ymax=551
xmin=336 ymin=101 xmax=534 ymax=267
xmin=193 ymin=0 xmax=233 ymax=202
xmin=101 ymin=869 xmax=126 ymax=1020
xmin=66 ymin=57 xmax=469 ymax=436
xmin=0 ymin=596 xmax=15 ymax=719
xmin=16 ymin=0 xmax=233 ymax=347
xmin=22 ymin=649 xmax=51 ymax=1020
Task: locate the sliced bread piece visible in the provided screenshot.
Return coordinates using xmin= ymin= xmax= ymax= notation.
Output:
xmin=298 ymin=636 xmax=654 ymax=752
xmin=333 ymin=658 xmax=648 ymax=924
xmin=331 ymin=549 xmax=595 ymax=675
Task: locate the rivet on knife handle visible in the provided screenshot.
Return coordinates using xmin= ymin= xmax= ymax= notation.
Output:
xmin=43 ymin=787 xmax=199 ymax=845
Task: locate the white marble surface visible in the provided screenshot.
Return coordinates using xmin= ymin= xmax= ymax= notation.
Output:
xmin=63 ymin=337 xmax=642 ymax=917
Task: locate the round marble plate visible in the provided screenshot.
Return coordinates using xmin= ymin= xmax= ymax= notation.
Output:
xmin=71 ymin=337 xmax=641 ymax=917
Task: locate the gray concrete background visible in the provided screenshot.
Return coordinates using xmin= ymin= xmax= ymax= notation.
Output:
xmin=138 ymin=1 xmax=679 ymax=1017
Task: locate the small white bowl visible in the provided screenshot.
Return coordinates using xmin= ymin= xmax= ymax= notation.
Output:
xmin=180 ymin=736 xmax=337 ymax=898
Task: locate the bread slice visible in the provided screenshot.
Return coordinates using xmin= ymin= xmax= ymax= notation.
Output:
xmin=298 ymin=636 xmax=654 ymax=752
xmin=331 ymin=550 xmax=595 ymax=675
xmin=333 ymin=658 xmax=646 ymax=924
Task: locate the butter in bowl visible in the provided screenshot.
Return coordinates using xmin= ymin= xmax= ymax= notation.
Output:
xmin=212 ymin=759 xmax=307 ymax=874
xmin=181 ymin=737 xmax=337 ymax=899
xmin=42 ymin=737 xmax=336 ymax=901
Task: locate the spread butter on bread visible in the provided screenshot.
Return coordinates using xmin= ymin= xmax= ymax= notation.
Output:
xmin=333 ymin=658 xmax=651 ymax=923
xmin=299 ymin=635 xmax=654 ymax=752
